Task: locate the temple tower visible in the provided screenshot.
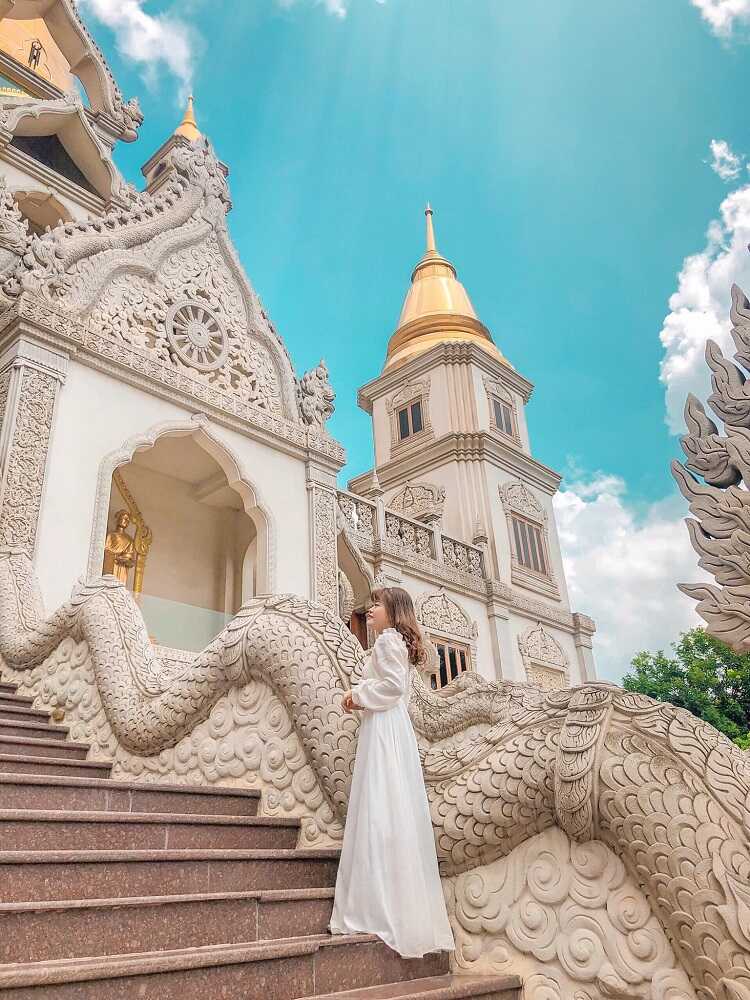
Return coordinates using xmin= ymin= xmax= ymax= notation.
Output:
xmin=347 ymin=207 xmax=596 ymax=686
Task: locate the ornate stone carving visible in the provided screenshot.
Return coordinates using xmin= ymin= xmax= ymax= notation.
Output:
xmin=518 ymin=621 xmax=570 ymax=690
xmin=416 ymin=588 xmax=478 ymax=641
xmin=499 ymin=478 xmax=546 ymax=520
xmin=166 ymin=300 xmax=229 ymax=372
xmin=447 ymin=827 xmax=696 ymax=1000
xmin=5 ymin=548 xmax=750 ymax=997
xmin=0 ymin=368 xmax=58 ymax=555
xmin=441 ymin=534 xmax=484 ymax=578
xmin=337 ymin=491 xmax=376 ymax=544
xmin=672 ymin=281 xmax=750 ymax=649
xmin=385 ymin=510 xmax=435 ymax=559
xmin=2 ymin=139 xmax=299 ymax=421
xmin=388 ymin=481 xmax=445 ymax=522
xmin=297 ymin=360 xmax=335 ymax=430
xmin=310 ymin=485 xmax=338 ymax=613
xmin=0 ymin=180 xmax=29 ymax=283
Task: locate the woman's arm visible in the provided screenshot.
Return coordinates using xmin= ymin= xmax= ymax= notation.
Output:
xmin=352 ymin=629 xmax=407 ymax=711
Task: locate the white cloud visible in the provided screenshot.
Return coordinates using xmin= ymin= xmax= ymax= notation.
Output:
xmin=692 ymin=0 xmax=750 ymax=37
xmin=709 ymin=138 xmax=743 ymax=180
xmin=276 ymin=0 xmax=384 ymax=17
xmin=659 ymin=181 xmax=750 ymax=433
xmin=554 ymin=472 xmax=708 ymax=682
xmin=77 ymin=0 xmax=194 ymax=97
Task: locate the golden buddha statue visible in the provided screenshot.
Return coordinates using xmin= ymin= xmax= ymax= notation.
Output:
xmin=103 ymin=509 xmax=136 ymax=585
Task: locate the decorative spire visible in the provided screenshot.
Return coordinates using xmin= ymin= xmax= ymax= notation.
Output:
xmin=425 ymin=203 xmax=436 ymax=254
xmin=382 ymin=203 xmax=506 ymax=371
xmin=174 ymin=95 xmax=201 ymax=142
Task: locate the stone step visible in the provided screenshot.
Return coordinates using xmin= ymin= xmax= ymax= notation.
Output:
xmin=0 ymin=848 xmax=341 ymax=902
xmin=0 ymin=704 xmax=55 ymax=725
xmin=0 ymin=934 xmax=448 ymax=999
xmin=0 ymin=773 xmax=261 ymax=815
xmin=0 ymin=754 xmax=112 ymax=779
xmin=0 ymin=719 xmax=69 ymax=742
xmin=0 ymin=735 xmax=91 ymax=760
xmin=0 ymin=809 xmax=301 ymax=851
xmin=299 ymin=974 xmax=523 ymax=999
xmin=0 ymin=693 xmax=36 ymax=709
xmin=0 ymin=682 xmax=20 ymax=695
xmin=0 ymin=887 xmax=336 ymax=963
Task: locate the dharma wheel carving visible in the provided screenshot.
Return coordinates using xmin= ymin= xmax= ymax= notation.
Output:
xmin=166 ymin=300 xmax=228 ymax=372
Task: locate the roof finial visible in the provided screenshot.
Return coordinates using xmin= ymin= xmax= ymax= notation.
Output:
xmin=425 ymin=203 xmax=436 ymax=254
xmin=175 ymin=94 xmax=201 ymax=142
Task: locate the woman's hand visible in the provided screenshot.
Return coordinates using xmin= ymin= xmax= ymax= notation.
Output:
xmin=342 ymin=689 xmax=363 ymax=712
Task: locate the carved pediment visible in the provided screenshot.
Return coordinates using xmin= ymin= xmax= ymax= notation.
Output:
xmin=416 ymin=587 xmax=477 ymax=641
xmin=499 ymin=479 xmax=545 ymax=521
xmin=518 ymin=621 xmax=569 ymax=690
xmin=388 ymin=481 xmax=445 ymax=522
xmin=3 ymin=138 xmax=300 ymax=421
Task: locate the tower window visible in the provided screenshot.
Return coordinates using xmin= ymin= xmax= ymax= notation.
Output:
xmin=511 ymin=515 xmax=548 ymax=576
xmin=492 ymin=397 xmax=514 ymax=437
xmin=397 ymin=399 xmax=424 ymax=440
xmin=429 ymin=639 xmax=470 ymax=689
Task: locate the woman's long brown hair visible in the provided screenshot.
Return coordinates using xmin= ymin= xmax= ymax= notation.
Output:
xmin=371 ymin=587 xmax=427 ymax=667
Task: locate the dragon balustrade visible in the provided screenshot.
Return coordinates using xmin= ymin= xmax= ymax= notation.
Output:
xmin=0 ymin=544 xmax=746 ymax=1000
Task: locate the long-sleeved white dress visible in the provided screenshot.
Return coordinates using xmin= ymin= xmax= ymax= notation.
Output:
xmin=328 ymin=627 xmax=455 ymax=958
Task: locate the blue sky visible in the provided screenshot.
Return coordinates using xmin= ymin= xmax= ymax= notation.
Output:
xmin=79 ymin=0 xmax=750 ymax=679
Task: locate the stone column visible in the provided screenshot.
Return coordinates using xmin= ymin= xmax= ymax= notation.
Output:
xmin=486 ymin=595 xmax=518 ymax=681
xmin=307 ymin=480 xmax=339 ymax=614
xmin=572 ymin=613 xmax=597 ymax=682
xmin=0 ymin=337 xmax=67 ymax=558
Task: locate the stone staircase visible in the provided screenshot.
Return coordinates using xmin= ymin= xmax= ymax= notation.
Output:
xmin=0 ymin=679 xmax=521 ymax=999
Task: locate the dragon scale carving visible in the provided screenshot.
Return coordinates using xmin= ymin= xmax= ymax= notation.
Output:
xmin=1 ymin=549 xmax=749 ymax=998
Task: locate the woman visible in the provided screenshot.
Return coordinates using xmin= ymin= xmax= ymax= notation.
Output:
xmin=328 ymin=587 xmax=455 ymax=958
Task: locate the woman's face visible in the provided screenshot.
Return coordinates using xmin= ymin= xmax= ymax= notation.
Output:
xmin=366 ymin=598 xmax=390 ymax=636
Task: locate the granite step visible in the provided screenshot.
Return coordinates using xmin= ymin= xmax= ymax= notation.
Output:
xmin=0 ymin=720 xmax=70 ymax=743
xmin=0 ymin=754 xmax=112 ymax=779
xmin=0 ymin=693 xmax=36 ymax=710
xmin=0 ymin=735 xmax=91 ymax=760
xmin=0 ymin=773 xmax=261 ymax=815
xmin=0 ymin=934 xmax=448 ymax=999
xmin=0 ymin=704 xmax=56 ymax=725
xmin=0 ymin=848 xmax=341 ymax=902
xmin=299 ymin=974 xmax=523 ymax=999
xmin=0 ymin=887 xmax=336 ymax=963
xmin=0 ymin=809 xmax=301 ymax=851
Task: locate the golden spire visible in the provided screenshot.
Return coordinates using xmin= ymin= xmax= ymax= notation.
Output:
xmin=425 ymin=202 xmax=436 ymax=254
xmin=174 ymin=94 xmax=201 ymax=142
xmin=383 ymin=205 xmax=505 ymax=370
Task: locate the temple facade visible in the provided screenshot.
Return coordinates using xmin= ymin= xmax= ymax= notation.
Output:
xmin=0 ymin=0 xmax=595 ymax=687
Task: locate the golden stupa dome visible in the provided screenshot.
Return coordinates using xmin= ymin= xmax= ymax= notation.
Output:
xmin=384 ymin=205 xmax=505 ymax=370
xmin=174 ymin=95 xmax=201 ymax=142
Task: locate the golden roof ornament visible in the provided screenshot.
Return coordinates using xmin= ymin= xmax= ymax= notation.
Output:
xmin=384 ymin=204 xmax=505 ymax=370
xmin=174 ymin=94 xmax=201 ymax=142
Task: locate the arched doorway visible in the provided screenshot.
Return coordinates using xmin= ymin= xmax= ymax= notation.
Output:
xmin=99 ymin=428 xmax=267 ymax=652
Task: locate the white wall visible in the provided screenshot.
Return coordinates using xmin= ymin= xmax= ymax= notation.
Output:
xmin=35 ymin=362 xmax=311 ymax=612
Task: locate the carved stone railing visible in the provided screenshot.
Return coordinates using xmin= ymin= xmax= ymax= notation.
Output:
xmin=384 ymin=510 xmax=436 ymax=560
xmin=336 ymin=489 xmax=489 ymax=588
xmin=441 ymin=535 xmax=484 ymax=579
xmin=336 ymin=490 xmax=376 ymax=545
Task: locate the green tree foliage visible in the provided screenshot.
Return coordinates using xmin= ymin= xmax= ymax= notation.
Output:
xmin=622 ymin=627 xmax=750 ymax=749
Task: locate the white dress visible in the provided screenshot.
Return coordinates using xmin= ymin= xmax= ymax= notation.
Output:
xmin=329 ymin=628 xmax=455 ymax=958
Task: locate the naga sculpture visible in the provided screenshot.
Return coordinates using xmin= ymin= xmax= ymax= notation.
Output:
xmin=0 ymin=545 xmax=748 ymax=1000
